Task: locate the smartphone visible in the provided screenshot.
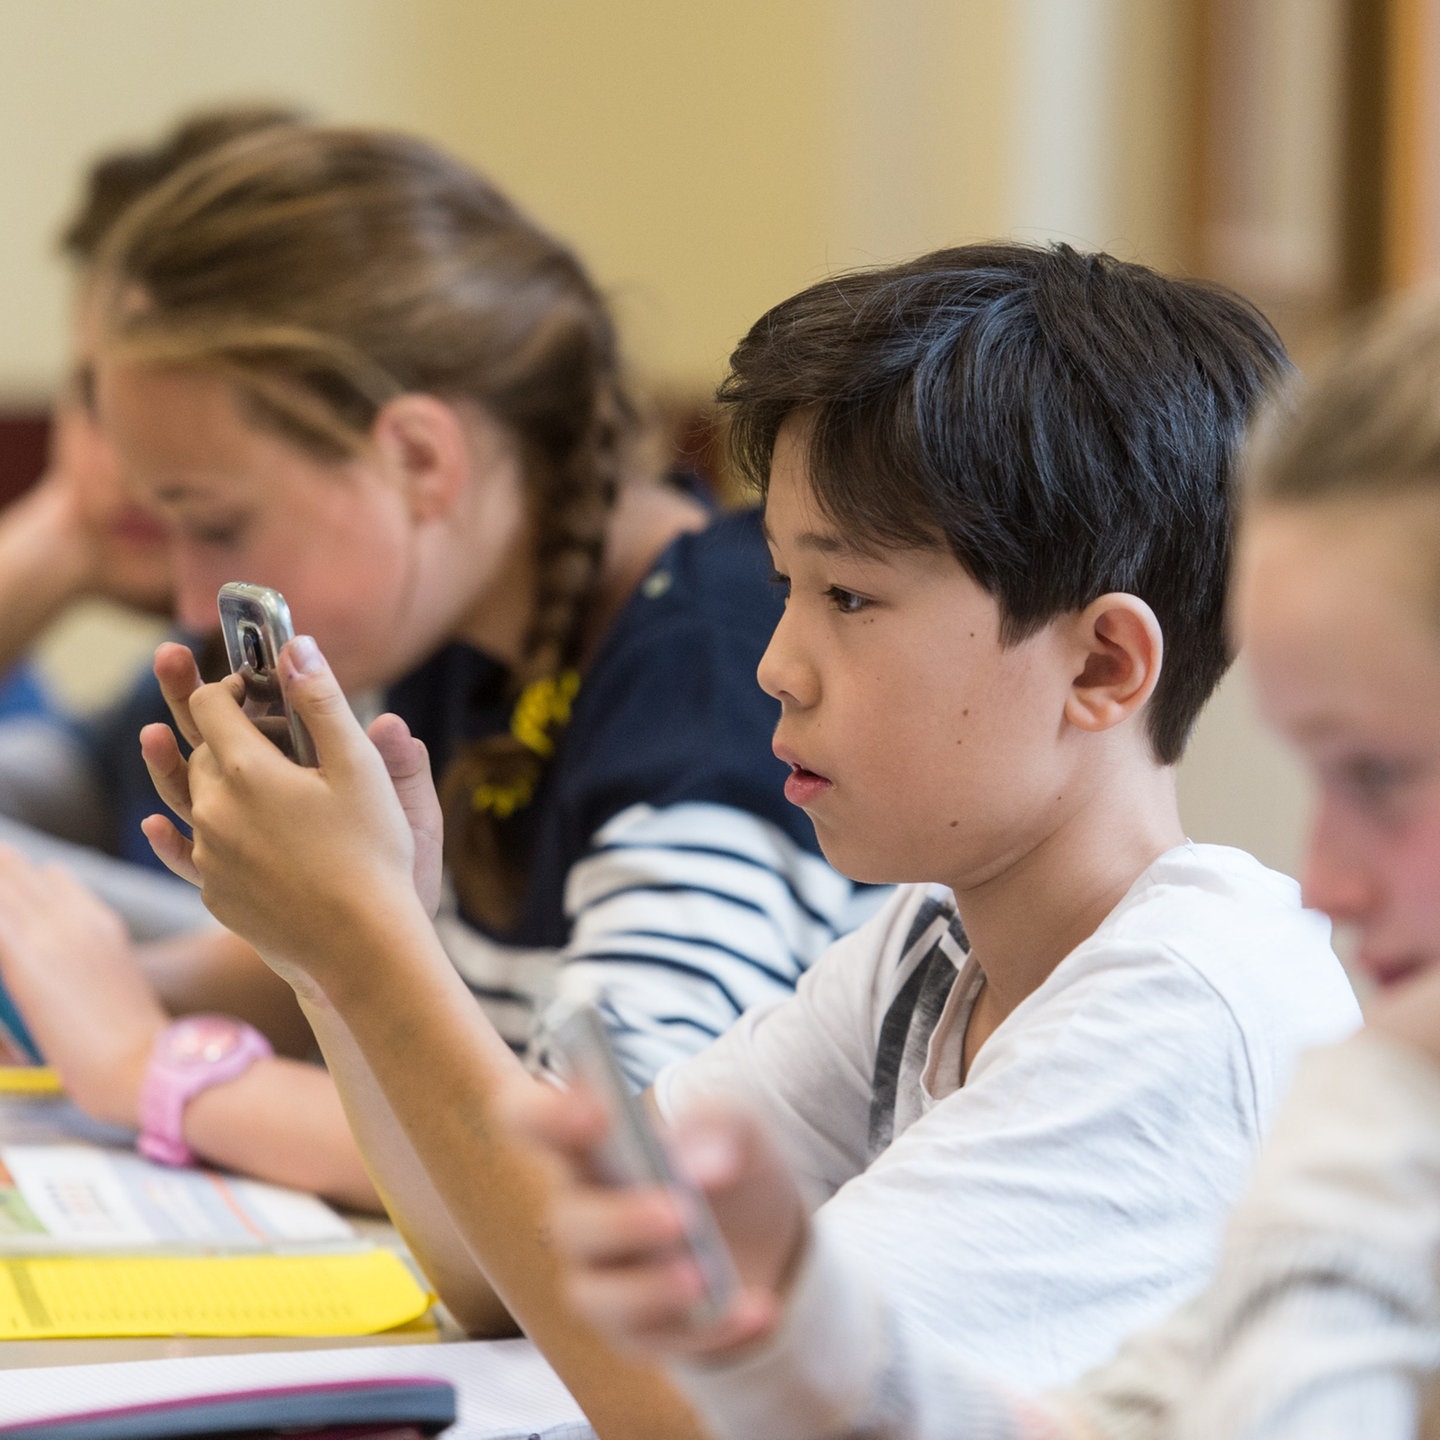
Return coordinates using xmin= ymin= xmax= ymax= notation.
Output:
xmin=543 ymin=990 xmax=740 ymax=1327
xmin=216 ymin=581 xmax=318 ymax=766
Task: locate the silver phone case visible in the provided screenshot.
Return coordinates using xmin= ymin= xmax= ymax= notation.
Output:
xmin=544 ymin=994 xmax=740 ymax=1326
xmin=216 ymin=581 xmax=318 ymax=766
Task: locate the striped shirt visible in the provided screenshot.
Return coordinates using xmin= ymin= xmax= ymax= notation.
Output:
xmin=459 ymin=799 xmax=877 ymax=1083
xmin=391 ymin=507 xmax=883 ymax=1083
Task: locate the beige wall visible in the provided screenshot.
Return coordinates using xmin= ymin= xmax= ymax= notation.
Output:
xmin=0 ymin=0 xmax=1190 ymax=399
xmin=0 ymin=0 xmax=1315 ymax=879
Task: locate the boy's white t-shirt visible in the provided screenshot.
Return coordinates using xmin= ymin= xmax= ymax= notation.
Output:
xmin=653 ymin=842 xmax=1360 ymax=1392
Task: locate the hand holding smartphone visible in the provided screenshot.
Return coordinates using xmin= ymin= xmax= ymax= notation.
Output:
xmin=543 ymin=988 xmax=741 ymax=1328
xmin=216 ymin=581 xmax=317 ymax=766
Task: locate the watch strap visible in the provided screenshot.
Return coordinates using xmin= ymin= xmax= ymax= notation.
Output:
xmin=138 ymin=1017 xmax=273 ymax=1168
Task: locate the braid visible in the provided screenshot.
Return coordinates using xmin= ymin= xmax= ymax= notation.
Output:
xmin=90 ymin=126 xmax=647 ymax=934
xmin=440 ymin=374 xmax=632 ymax=931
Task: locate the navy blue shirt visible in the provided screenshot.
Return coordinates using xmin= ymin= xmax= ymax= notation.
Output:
xmin=390 ymin=507 xmax=820 ymax=947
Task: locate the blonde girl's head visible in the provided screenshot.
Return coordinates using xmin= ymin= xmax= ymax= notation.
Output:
xmin=1248 ymin=291 xmax=1440 ymax=526
xmin=93 ymin=124 xmax=647 ymax=927
xmin=1239 ymin=293 xmax=1440 ymax=995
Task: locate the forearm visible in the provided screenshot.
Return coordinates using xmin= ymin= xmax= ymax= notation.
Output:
xmin=291 ymin=988 xmax=514 ymax=1333
xmin=140 ymin=927 xmax=315 ymax=1058
xmin=182 ymin=1054 xmax=382 ymax=1212
xmin=297 ymin=897 xmax=705 ymax=1440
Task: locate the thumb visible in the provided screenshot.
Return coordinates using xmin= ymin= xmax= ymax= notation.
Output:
xmin=276 ymin=635 xmax=366 ymax=769
xmin=369 ymin=711 xmax=432 ymax=793
xmin=368 ymin=712 xmax=445 ymax=916
xmin=370 ymin=712 xmax=444 ymax=840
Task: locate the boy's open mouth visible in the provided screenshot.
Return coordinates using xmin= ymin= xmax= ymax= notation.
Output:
xmin=783 ymin=762 xmax=832 ymax=807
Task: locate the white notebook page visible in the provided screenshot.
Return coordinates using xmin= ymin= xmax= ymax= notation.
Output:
xmin=0 ymin=1336 xmax=593 ymax=1439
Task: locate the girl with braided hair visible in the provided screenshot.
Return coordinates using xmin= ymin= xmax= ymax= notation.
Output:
xmin=0 ymin=124 xmax=872 ymax=1212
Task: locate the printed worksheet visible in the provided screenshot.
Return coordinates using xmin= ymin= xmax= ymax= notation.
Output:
xmin=0 ymin=1144 xmax=354 ymax=1253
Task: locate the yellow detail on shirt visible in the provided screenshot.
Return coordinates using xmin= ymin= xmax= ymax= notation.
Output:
xmin=470 ymin=669 xmax=581 ymax=817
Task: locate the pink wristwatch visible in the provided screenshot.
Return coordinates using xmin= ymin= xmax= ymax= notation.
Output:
xmin=138 ymin=1015 xmax=273 ymax=1167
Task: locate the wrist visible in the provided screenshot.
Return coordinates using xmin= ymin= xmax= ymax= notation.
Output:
xmin=287 ymin=889 xmax=443 ymax=1010
xmin=137 ymin=1016 xmax=274 ymax=1166
xmin=53 ymin=1026 xmax=159 ymax=1130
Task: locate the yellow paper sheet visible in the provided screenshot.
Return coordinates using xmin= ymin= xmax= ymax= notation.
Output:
xmin=0 ymin=1067 xmax=61 ymax=1094
xmin=0 ymin=1248 xmax=433 ymax=1338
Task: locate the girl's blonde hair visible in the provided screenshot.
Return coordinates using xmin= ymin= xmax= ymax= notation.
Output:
xmin=1249 ymin=291 xmax=1440 ymax=508
xmin=95 ymin=124 xmax=643 ymax=930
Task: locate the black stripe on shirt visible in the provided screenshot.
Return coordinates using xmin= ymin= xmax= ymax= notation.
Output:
xmin=585 ymin=838 xmax=847 ymax=933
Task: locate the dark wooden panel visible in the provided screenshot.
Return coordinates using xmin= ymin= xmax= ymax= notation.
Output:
xmin=0 ymin=411 xmax=49 ymax=508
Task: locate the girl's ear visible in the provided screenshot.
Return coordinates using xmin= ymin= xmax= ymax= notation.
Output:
xmin=1063 ymin=593 xmax=1165 ymax=735
xmin=370 ymin=394 xmax=476 ymax=524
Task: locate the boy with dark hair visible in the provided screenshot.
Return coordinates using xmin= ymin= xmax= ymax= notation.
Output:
xmin=520 ymin=261 xmax=1440 ymax=1440
xmin=624 ymin=244 xmax=1357 ymax=1389
xmin=139 ymin=242 xmax=1357 ymax=1437
xmin=722 ymin=242 xmax=1266 ymax=765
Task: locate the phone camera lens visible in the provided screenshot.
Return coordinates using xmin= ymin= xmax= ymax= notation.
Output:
xmin=242 ymin=625 xmax=264 ymax=671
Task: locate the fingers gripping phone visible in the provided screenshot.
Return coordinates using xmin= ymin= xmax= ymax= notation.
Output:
xmin=217 ymin=581 xmax=318 ymax=766
xmin=544 ymin=990 xmax=741 ymax=1327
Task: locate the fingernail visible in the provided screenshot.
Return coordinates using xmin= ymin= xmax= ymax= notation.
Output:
xmin=287 ymin=635 xmax=322 ymax=675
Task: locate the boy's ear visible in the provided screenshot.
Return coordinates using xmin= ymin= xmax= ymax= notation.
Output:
xmin=1063 ymin=593 xmax=1164 ymax=735
xmin=370 ymin=394 xmax=473 ymax=524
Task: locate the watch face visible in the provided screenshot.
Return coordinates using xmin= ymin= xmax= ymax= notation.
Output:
xmin=164 ymin=1016 xmax=246 ymax=1067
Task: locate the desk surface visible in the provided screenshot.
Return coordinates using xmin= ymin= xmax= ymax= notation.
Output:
xmin=0 ymin=1319 xmax=451 ymax=1370
xmin=0 ymin=1091 xmax=465 ymax=1369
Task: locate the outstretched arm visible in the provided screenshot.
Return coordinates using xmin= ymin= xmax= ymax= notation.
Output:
xmin=142 ymin=635 xmax=703 ymax=1440
xmin=0 ymin=846 xmax=381 ymax=1208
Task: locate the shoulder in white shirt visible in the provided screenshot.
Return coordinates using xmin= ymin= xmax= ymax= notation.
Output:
xmin=656 ymin=842 xmax=1360 ymax=1392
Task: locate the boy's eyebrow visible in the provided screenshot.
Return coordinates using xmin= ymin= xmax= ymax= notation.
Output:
xmin=762 ymin=520 xmax=880 ymax=560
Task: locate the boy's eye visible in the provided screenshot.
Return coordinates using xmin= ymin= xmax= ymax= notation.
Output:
xmin=826 ymin=586 xmax=869 ymax=614
xmin=767 ymin=570 xmax=791 ymax=600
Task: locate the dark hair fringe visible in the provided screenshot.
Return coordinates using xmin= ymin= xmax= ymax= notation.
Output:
xmin=719 ymin=242 xmax=1293 ymax=763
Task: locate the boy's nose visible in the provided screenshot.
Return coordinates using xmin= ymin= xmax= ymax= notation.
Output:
xmin=756 ymin=613 xmax=817 ymax=709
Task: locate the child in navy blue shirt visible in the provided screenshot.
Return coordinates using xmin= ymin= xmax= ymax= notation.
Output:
xmin=0 ymin=126 xmax=870 ymax=1212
